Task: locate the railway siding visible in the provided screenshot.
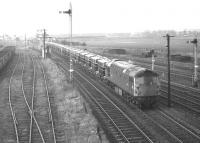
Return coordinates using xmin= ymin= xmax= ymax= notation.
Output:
xmin=0 ymin=53 xmax=19 ymax=142
xmin=1 ymin=50 xmax=56 ymax=143
xmin=34 ymin=56 xmax=56 ymax=143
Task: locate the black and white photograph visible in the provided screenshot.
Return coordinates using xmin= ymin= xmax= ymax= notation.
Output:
xmin=0 ymin=0 xmax=200 ymax=142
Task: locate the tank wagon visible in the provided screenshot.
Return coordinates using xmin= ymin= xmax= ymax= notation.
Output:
xmin=0 ymin=46 xmax=15 ymax=71
xmin=46 ymin=42 xmax=160 ymax=108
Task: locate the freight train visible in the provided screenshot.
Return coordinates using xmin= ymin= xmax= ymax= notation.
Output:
xmin=46 ymin=42 xmax=160 ymax=108
xmin=0 ymin=46 xmax=15 ymax=71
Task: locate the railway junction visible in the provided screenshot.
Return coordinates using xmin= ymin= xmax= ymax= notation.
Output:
xmin=0 ymin=38 xmax=199 ymax=143
xmin=0 ymin=1 xmax=200 ymax=143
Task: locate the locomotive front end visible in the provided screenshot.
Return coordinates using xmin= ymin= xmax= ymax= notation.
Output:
xmin=133 ymin=70 xmax=160 ymax=108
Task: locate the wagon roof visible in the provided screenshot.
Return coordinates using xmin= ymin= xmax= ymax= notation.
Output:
xmin=72 ymin=49 xmax=82 ymax=53
xmin=85 ymin=53 xmax=96 ymax=58
xmin=91 ymin=55 xmax=103 ymax=60
xmin=79 ymin=51 xmax=90 ymax=56
xmin=48 ymin=42 xmax=65 ymax=48
xmin=75 ymin=49 xmax=84 ymax=53
xmin=98 ymin=57 xmax=111 ymax=63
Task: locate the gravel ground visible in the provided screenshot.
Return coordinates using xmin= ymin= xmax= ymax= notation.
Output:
xmin=43 ymin=58 xmax=109 ymax=143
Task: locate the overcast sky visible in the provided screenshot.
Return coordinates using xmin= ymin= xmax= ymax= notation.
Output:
xmin=0 ymin=0 xmax=200 ymax=37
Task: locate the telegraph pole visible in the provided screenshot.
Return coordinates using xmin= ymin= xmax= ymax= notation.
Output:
xmin=163 ymin=34 xmax=174 ymax=107
xmin=59 ymin=2 xmax=73 ymax=82
xmin=37 ymin=29 xmax=51 ymax=59
xmin=187 ymin=38 xmax=198 ymax=87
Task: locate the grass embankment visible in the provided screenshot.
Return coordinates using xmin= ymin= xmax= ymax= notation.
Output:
xmin=43 ymin=59 xmax=109 ymax=143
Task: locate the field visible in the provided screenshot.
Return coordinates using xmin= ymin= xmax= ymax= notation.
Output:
xmin=72 ymin=36 xmax=199 ymax=59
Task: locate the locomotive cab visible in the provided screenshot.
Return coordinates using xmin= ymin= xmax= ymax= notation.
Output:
xmin=135 ymin=70 xmax=159 ymax=97
xmin=133 ymin=70 xmax=160 ymax=108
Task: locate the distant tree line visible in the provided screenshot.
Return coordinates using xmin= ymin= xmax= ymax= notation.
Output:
xmin=134 ymin=30 xmax=200 ymax=38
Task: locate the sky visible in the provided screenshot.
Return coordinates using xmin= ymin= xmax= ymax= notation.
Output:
xmin=0 ymin=0 xmax=200 ymax=37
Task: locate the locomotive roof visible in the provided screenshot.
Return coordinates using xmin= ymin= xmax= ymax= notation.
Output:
xmin=135 ymin=69 xmax=158 ymax=77
xmin=48 ymin=42 xmax=67 ymax=49
xmin=128 ymin=67 xmax=146 ymax=77
xmin=111 ymin=60 xmax=157 ymax=77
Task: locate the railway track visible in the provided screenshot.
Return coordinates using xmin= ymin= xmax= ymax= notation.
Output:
xmin=8 ymin=52 xmax=56 ymax=143
xmin=160 ymin=79 xmax=200 ymax=114
xmin=0 ymin=53 xmax=20 ymax=142
xmin=74 ymin=63 xmax=200 ymax=143
xmin=145 ymin=108 xmax=200 ymax=143
xmin=9 ymin=53 xmax=44 ymax=142
xmin=54 ymin=51 xmax=200 ymax=114
xmin=36 ymin=54 xmax=68 ymax=143
xmin=55 ymin=58 xmax=156 ymax=143
xmin=52 ymin=52 xmax=200 ymax=142
xmin=52 ymin=54 xmax=200 ymax=142
xmin=160 ymin=89 xmax=200 ymax=114
xmin=131 ymin=56 xmax=199 ymax=73
xmin=34 ymin=55 xmax=57 ymax=143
